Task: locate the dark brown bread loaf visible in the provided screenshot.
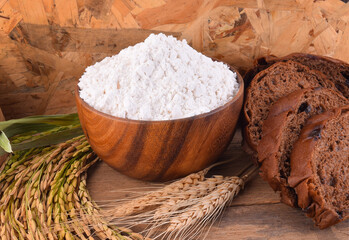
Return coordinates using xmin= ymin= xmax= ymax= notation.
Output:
xmin=243 ymin=60 xmax=336 ymax=152
xmin=257 ymin=88 xmax=349 ymax=207
xmin=244 ymin=53 xmax=349 ymax=98
xmin=288 ymin=105 xmax=349 ymax=229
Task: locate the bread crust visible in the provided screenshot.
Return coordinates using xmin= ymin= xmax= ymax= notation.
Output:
xmin=257 ymin=89 xmax=306 ymax=205
xmin=244 ymin=53 xmax=349 ymax=98
xmin=243 ymin=60 xmax=336 ymax=153
xmin=258 ymin=88 xmax=348 ymax=207
xmin=288 ymin=105 xmax=349 ymax=229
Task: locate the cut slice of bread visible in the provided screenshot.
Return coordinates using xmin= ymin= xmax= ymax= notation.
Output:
xmin=257 ymin=88 xmax=349 ymax=207
xmin=288 ymin=105 xmax=349 ymax=229
xmin=244 ymin=53 xmax=349 ymax=98
xmin=243 ymin=60 xmax=336 ymax=152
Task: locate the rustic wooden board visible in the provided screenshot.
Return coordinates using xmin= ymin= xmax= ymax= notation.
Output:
xmin=1 ymin=0 xmax=349 ymax=119
xmin=87 ymin=129 xmax=349 ymax=239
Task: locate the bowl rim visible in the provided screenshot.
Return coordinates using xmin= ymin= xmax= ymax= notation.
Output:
xmin=75 ymin=66 xmax=244 ymax=124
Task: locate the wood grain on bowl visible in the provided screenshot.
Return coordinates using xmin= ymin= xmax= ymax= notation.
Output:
xmin=76 ymin=71 xmax=244 ymax=181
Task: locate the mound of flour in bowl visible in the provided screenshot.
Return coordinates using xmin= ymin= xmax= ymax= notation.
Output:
xmin=78 ymin=33 xmax=239 ymax=120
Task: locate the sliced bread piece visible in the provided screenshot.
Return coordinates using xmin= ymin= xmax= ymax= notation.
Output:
xmin=243 ymin=60 xmax=336 ymax=152
xmin=288 ymin=105 xmax=349 ymax=229
xmin=257 ymin=88 xmax=349 ymax=207
xmin=244 ymin=53 xmax=349 ymax=98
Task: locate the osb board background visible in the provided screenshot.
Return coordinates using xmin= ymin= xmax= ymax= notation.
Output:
xmin=1 ymin=0 xmax=349 ymax=119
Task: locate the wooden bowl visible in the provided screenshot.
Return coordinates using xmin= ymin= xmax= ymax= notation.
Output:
xmin=75 ymin=69 xmax=244 ymax=181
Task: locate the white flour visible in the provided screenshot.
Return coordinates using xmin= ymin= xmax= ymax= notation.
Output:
xmin=78 ymin=33 xmax=239 ymax=120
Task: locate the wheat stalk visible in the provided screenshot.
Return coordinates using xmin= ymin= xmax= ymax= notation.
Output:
xmin=164 ymin=166 xmax=256 ymax=239
xmin=1 ymin=122 xmax=258 ymax=240
xmin=105 ymin=160 xmax=237 ymax=220
xmin=153 ymin=175 xmax=226 ymax=220
xmin=0 ymin=135 xmax=144 ymax=240
xmin=97 ymin=163 xmax=257 ymax=240
xmin=167 ymin=176 xmax=243 ymax=233
xmin=105 ymin=169 xmax=209 ymax=218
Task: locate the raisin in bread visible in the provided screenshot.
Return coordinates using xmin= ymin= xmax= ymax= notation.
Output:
xmin=243 ymin=60 xmax=336 ymax=152
xmin=244 ymin=53 xmax=349 ymax=98
xmin=288 ymin=105 xmax=349 ymax=229
xmin=257 ymin=88 xmax=349 ymax=207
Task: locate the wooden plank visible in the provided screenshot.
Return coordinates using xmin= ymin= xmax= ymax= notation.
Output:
xmin=0 ymin=91 xmax=47 ymax=119
xmin=43 ymin=76 xmax=80 ymax=115
xmin=0 ymin=39 xmax=86 ymax=118
xmin=206 ymin=203 xmax=348 ymax=240
xmin=0 ymin=32 xmax=32 ymax=89
xmin=9 ymin=23 xmax=181 ymax=54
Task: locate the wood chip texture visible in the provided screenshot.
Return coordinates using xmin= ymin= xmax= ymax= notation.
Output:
xmin=1 ymin=0 xmax=349 ymax=119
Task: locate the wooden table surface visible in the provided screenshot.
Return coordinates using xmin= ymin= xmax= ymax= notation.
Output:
xmin=87 ymin=129 xmax=349 ymax=240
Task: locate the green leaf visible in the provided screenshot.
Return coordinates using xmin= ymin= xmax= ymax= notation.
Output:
xmin=0 ymin=131 xmax=12 ymax=153
xmin=0 ymin=113 xmax=80 ymax=133
xmin=0 ymin=113 xmax=84 ymax=155
xmin=3 ymin=123 xmax=57 ymax=138
xmin=11 ymin=127 xmax=84 ymax=152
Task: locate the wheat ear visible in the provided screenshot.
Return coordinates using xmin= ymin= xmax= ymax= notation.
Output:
xmin=105 ymin=160 xmax=236 ymax=219
xmin=165 ymin=164 xmax=258 ymax=239
xmin=0 ymin=136 xmax=145 ymax=240
xmin=167 ymin=176 xmax=243 ymax=232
